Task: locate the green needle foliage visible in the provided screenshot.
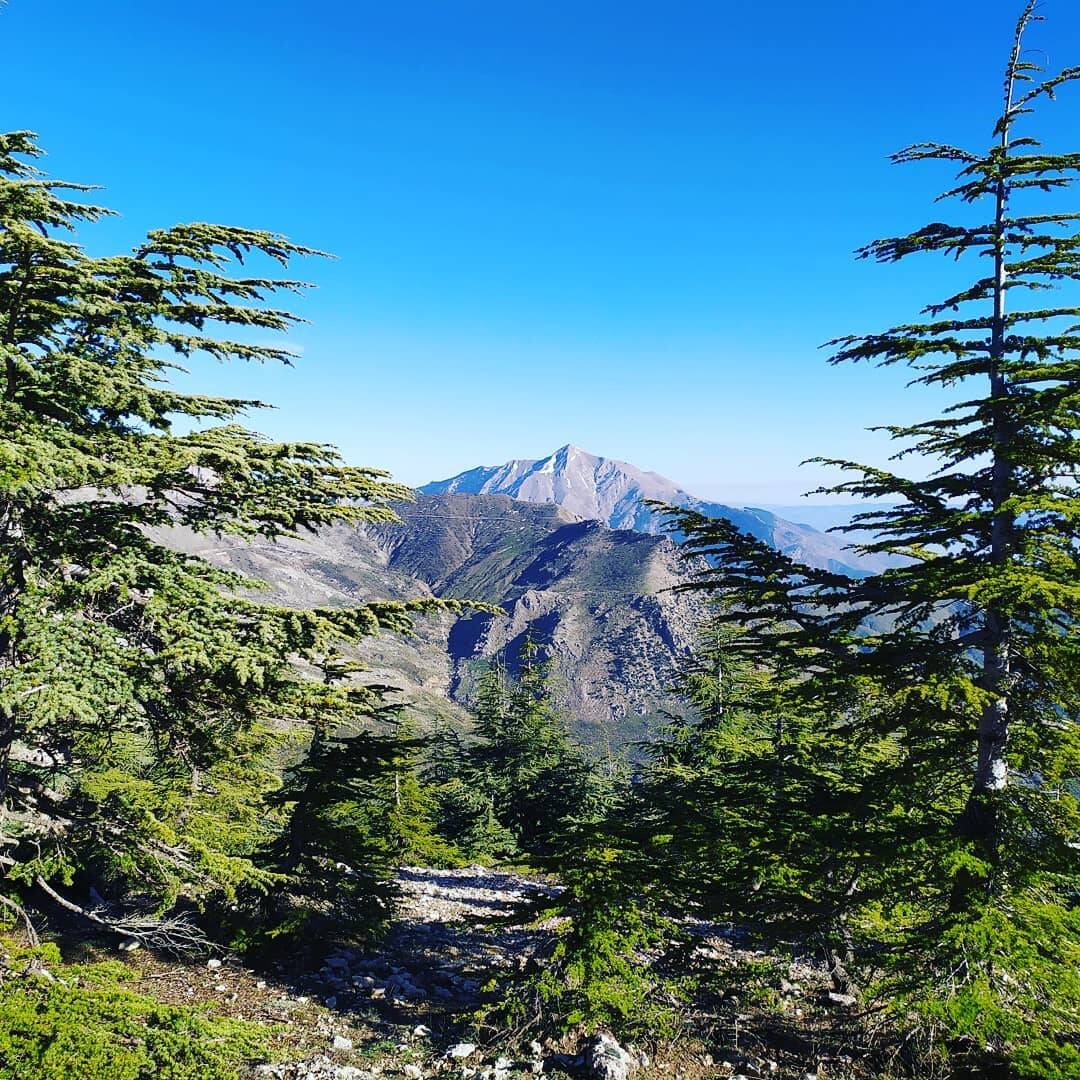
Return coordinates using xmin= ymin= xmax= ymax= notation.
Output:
xmin=446 ymin=639 xmax=616 ymax=862
xmin=0 ymin=941 xmax=268 ymax=1080
xmin=0 ymin=130 xmax=453 ymax=948
xmin=636 ymin=617 xmax=880 ymax=979
xmin=654 ymin=5 xmax=1080 ymax=1074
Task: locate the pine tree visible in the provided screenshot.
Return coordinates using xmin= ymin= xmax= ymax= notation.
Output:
xmin=0 ymin=131 xmax=454 ymax=949
xmin=656 ymin=6 xmax=1080 ymax=1073
xmin=427 ymin=735 xmax=519 ymax=864
xmin=637 ymin=616 xmax=875 ymax=970
xmin=463 ymin=639 xmax=612 ymax=859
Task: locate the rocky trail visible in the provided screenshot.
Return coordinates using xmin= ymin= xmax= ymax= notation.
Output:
xmin=118 ymin=866 xmax=570 ymax=1080
xmin=111 ymin=865 xmax=852 ymax=1080
xmin=304 ymin=866 xmax=563 ymax=1025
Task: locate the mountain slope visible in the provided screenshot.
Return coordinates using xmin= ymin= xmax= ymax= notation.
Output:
xmin=422 ymin=444 xmax=892 ymax=577
xmin=163 ymin=494 xmax=708 ymax=750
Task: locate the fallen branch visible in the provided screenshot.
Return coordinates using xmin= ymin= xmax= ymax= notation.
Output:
xmin=0 ymin=892 xmax=39 ymax=947
xmin=34 ymin=875 xmax=214 ymax=958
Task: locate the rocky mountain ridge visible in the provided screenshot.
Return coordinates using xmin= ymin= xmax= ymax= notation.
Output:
xmin=422 ymin=444 xmax=891 ymax=578
xmin=164 ymin=493 xmax=709 ymax=750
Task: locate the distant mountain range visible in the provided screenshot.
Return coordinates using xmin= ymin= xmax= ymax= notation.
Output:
xmin=160 ymin=446 xmax=890 ymax=751
xmin=422 ymin=444 xmax=890 ymax=577
xmin=163 ymin=493 xmax=709 ymax=751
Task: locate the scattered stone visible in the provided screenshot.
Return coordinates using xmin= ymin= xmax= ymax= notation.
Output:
xmin=827 ymin=991 xmax=857 ymax=1007
xmin=721 ymin=1056 xmax=777 ymax=1079
xmin=547 ymin=1054 xmax=583 ymax=1071
xmin=332 ymin=1034 xmax=354 ymax=1051
xmin=583 ymin=1034 xmax=636 ymax=1080
xmin=206 ymin=958 xmax=223 ymax=970
xmin=446 ymin=1043 xmax=478 ymax=1060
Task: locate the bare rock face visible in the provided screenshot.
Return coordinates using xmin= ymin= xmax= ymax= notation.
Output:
xmin=583 ymin=1033 xmax=637 ymax=1080
xmin=167 ymin=492 xmax=709 ymax=753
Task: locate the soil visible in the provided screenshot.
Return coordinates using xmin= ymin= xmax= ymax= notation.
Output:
xmin=49 ymin=866 xmax=889 ymax=1080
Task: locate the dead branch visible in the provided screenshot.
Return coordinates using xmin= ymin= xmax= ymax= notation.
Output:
xmin=34 ymin=875 xmax=214 ymax=958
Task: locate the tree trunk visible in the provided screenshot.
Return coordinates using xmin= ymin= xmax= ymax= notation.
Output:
xmin=956 ymin=33 xmax=1021 ymax=904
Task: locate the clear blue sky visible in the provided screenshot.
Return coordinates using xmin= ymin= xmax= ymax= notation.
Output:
xmin=5 ymin=0 xmax=1080 ymax=501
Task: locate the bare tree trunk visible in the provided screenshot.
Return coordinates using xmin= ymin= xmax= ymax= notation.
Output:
xmin=956 ymin=13 xmax=1026 ymax=905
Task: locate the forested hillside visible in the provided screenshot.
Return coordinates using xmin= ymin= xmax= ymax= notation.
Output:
xmin=1 ymin=4 xmax=1078 ymax=1080
xmin=165 ymin=492 xmax=710 ymax=750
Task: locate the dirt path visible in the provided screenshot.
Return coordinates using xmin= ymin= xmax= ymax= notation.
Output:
xmin=307 ymin=866 xmax=562 ymax=1026
xmin=114 ymin=867 xmax=842 ymax=1079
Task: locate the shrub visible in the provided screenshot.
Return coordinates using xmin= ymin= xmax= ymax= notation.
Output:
xmin=0 ymin=942 xmax=270 ymax=1080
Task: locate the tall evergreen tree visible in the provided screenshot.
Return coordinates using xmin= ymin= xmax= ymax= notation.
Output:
xmin=449 ymin=639 xmax=614 ymax=860
xmin=0 ymin=131 xmax=452 ymax=947
xmin=656 ymin=6 xmax=1080 ymax=1073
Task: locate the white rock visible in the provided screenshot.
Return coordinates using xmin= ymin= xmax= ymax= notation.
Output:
xmin=446 ymin=1043 xmax=478 ymax=1059
xmin=206 ymin=958 xmax=223 ymax=970
xmin=403 ymin=1066 xmax=423 ymax=1079
xmin=827 ymin=991 xmax=857 ymax=1007
xmin=256 ymin=980 xmax=268 ymax=989
xmin=584 ymin=1033 xmax=636 ymax=1080
xmin=118 ymin=938 xmax=141 ymax=952
xmin=333 ymin=1034 xmax=354 ymax=1051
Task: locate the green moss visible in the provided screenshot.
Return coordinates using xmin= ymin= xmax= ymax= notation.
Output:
xmin=0 ymin=943 xmax=272 ymax=1080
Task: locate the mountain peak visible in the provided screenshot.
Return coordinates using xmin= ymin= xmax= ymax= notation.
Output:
xmin=421 ymin=447 xmax=894 ymax=578
xmin=422 ymin=445 xmax=727 ymax=539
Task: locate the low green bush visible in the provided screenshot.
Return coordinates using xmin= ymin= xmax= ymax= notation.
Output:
xmin=0 ymin=942 xmax=272 ymax=1080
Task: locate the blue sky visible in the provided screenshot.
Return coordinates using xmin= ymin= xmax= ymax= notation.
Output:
xmin=5 ymin=0 xmax=1080 ymax=501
